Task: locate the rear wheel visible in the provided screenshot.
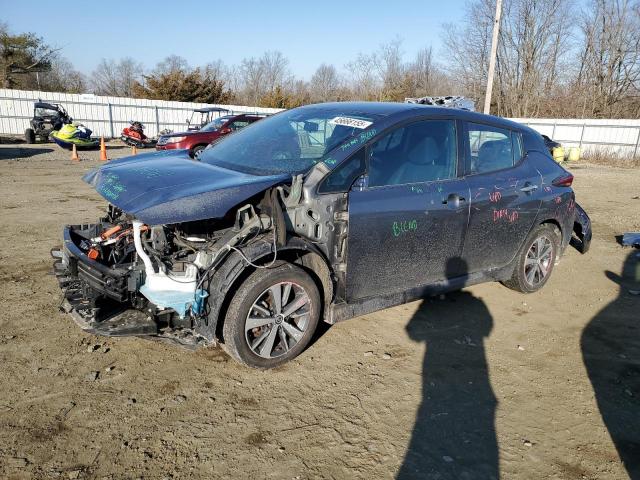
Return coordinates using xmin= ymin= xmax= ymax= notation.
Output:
xmin=503 ymin=223 xmax=560 ymax=293
xmin=222 ymin=263 xmax=320 ymax=369
xmin=24 ymin=128 xmax=36 ymax=144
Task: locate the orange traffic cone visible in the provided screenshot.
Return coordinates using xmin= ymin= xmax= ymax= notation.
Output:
xmin=131 ymin=145 xmax=138 ymax=156
xmin=71 ymin=143 xmax=79 ymax=162
xmin=99 ymin=137 xmax=108 ymax=161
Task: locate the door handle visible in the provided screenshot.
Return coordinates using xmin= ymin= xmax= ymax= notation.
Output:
xmin=520 ymin=184 xmax=538 ymax=193
xmin=442 ymin=193 xmax=466 ymax=207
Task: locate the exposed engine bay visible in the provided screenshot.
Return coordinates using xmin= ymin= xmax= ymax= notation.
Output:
xmin=52 ymin=173 xmax=343 ymax=348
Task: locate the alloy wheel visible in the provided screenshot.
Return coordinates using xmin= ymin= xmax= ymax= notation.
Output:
xmin=524 ymin=235 xmax=553 ymax=287
xmin=245 ymin=282 xmax=311 ymax=359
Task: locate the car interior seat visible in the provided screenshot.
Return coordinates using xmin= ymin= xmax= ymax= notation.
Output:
xmin=477 ymin=139 xmax=512 ymax=173
xmin=388 ymin=135 xmax=444 ymax=185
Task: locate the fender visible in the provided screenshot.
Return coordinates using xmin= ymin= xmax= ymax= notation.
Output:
xmin=193 ymin=235 xmax=334 ymax=342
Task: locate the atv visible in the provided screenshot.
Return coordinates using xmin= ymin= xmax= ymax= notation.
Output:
xmin=25 ymin=102 xmax=72 ymax=144
xmin=186 ymin=107 xmax=230 ymax=131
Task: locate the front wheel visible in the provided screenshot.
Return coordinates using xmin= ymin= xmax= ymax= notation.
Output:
xmin=503 ymin=223 xmax=560 ymax=293
xmin=25 ymin=128 xmax=36 ymax=144
xmin=191 ymin=145 xmax=205 ymax=159
xmin=222 ymin=263 xmax=321 ymax=369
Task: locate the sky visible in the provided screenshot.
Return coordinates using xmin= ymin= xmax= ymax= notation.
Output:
xmin=0 ymin=0 xmax=467 ymax=80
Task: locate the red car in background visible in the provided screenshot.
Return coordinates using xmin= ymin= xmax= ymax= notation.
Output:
xmin=156 ymin=113 xmax=265 ymax=158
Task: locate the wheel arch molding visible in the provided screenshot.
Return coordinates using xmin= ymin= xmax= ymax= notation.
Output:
xmin=193 ymin=235 xmax=334 ymax=343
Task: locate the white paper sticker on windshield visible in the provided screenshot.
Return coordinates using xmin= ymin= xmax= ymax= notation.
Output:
xmin=329 ymin=116 xmax=372 ymax=129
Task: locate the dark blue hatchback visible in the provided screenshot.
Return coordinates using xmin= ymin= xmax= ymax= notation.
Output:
xmin=54 ymin=102 xmax=591 ymax=368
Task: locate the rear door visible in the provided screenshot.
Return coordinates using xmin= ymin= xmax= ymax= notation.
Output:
xmin=346 ymin=118 xmax=471 ymax=301
xmin=461 ymin=122 xmax=543 ymax=273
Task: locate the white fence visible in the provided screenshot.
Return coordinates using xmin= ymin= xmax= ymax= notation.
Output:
xmin=1 ymin=88 xmax=639 ymax=157
xmin=0 ymin=88 xmax=282 ymax=139
xmin=511 ymin=118 xmax=640 ymax=158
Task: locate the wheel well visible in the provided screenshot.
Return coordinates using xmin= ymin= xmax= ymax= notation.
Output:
xmin=540 ymin=218 xmax=562 ymax=236
xmin=189 ymin=144 xmax=207 ymax=158
xmin=214 ymin=246 xmax=334 ymax=342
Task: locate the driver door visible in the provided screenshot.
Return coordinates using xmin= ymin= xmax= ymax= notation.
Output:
xmin=346 ymin=119 xmax=470 ymax=301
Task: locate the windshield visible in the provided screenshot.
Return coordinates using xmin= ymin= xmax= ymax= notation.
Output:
xmin=201 ymin=115 xmax=233 ymax=132
xmin=35 ymin=107 xmax=59 ymax=117
xmin=199 ymin=107 xmax=378 ymax=175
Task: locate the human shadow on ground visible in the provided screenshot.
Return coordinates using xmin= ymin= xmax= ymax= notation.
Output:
xmin=397 ymin=258 xmax=499 ymax=480
xmin=582 ymin=249 xmax=640 ymax=479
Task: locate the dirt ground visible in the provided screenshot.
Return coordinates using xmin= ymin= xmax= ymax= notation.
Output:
xmin=0 ymin=142 xmax=638 ymax=480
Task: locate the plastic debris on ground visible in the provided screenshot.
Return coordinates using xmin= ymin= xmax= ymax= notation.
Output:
xmin=621 ymin=232 xmax=640 ymax=248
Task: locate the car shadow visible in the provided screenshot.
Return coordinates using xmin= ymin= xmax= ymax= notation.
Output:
xmin=397 ymin=258 xmax=499 ymax=480
xmin=581 ymin=249 xmax=640 ymax=479
xmin=0 ymin=147 xmax=55 ymax=160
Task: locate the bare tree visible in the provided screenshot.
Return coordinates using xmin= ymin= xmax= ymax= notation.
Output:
xmin=310 ymin=63 xmax=340 ymax=102
xmin=91 ymin=57 xmax=144 ymax=97
xmin=261 ymin=51 xmax=291 ymax=94
xmin=442 ymin=0 xmax=573 ymax=117
xmin=374 ymin=37 xmax=407 ymax=100
xmin=239 ymin=56 xmax=265 ymax=106
xmin=346 ymin=52 xmax=380 ymax=100
xmin=574 ymin=0 xmax=640 ymax=117
xmin=39 ymin=57 xmax=86 ymax=93
xmin=153 ymin=55 xmax=189 ymax=75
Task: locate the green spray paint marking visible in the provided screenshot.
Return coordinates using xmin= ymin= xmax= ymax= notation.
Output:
xmin=358 ymin=129 xmax=377 ymax=143
xmin=130 ymin=166 xmax=168 ymax=179
xmin=340 ymin=138 xmax=358 ymax=151
xmin=97 ymin=172 xmax=127 ymax=201
xmin=338 ymin=128 xmax=378 ymax=152
xmin=392 ymin=220 xmax=418 ymax=237
xmin=325 ymin=157 xmax=337 ymax=166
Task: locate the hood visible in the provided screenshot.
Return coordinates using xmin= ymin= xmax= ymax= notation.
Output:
xmin=161 ymin=131 xmax=192 ymax=137
xmin=83 ymin=150 xmax=289 ymax=225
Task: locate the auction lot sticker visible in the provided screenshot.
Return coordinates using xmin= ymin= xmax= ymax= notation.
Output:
xmin=329 ymin=116 xmax=373 ymax=129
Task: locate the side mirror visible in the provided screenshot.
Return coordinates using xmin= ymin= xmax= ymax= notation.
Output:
xmin=220 ymin=127 xmax=232 ymax=135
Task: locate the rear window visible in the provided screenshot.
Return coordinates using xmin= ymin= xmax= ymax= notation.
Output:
xmin=466 ymin=123 xmax=520 ymax=174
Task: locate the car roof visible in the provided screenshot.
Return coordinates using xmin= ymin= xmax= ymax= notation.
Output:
xmin=34 ymin=102 xmax=60 ymax=110
xmin=297 ymin=101 xmax=530 ymax=132
xmin=194 ymin=107 xmax=230 ymax=113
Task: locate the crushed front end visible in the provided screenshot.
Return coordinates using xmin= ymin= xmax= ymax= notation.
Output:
xmin=52 ymin=199 xmax=278 ymax=348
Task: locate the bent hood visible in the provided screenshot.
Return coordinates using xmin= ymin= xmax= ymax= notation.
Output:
xmin=83 ymin=150 xmax=288 ymax=225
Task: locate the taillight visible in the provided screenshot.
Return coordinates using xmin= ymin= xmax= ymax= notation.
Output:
xmin=552 ymin=173 xmax=573 ymax=187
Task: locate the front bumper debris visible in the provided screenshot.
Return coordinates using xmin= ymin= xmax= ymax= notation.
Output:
xmin=572 ymin=202 xmax=592 ymax=254
xmin=52 ymin=224 xmax=208 ymax=348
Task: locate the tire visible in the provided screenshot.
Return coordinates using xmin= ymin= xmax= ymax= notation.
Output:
xmin=222 ymin=263 xmax=321 ymax=369
xmin=503 ymin=223 xmax=560 ymax=293
xmin=24 ymin=128 xmax=36 ymax=144
xmin=191 ymin=145 xmax=205 ymax=159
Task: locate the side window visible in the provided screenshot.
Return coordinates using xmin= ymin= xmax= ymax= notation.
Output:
xmin=513 ymin=132 xmax=524 ymax=163
xmin=318 ymin=148 xmax=366 ymax=193
xmin=229 ymin=120 xmax=250 ymax=131
xmin=368 ymin=120 xmax=457 ymax=188
xmin=467 ymin=123 xmax=516 ymax=174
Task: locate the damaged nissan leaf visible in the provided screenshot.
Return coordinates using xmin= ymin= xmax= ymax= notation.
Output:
xmin=52 ymin=102 xmax=592 ymax=368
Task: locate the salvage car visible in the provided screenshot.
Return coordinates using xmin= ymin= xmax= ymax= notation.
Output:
xmin=156 ymin=113 xmax=265 ymax=158
xmin=52 ymin=102 xmax=592 ymax=368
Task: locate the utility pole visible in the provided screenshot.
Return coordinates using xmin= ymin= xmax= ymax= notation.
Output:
xmin=484 ymin=0 xmax=503 ymax=115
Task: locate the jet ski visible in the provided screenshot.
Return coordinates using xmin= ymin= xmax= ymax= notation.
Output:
xmin=120 ymin=121 xmax=156 ymax=148
xmin=51 ymin=123 xmax=99 ymax=149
